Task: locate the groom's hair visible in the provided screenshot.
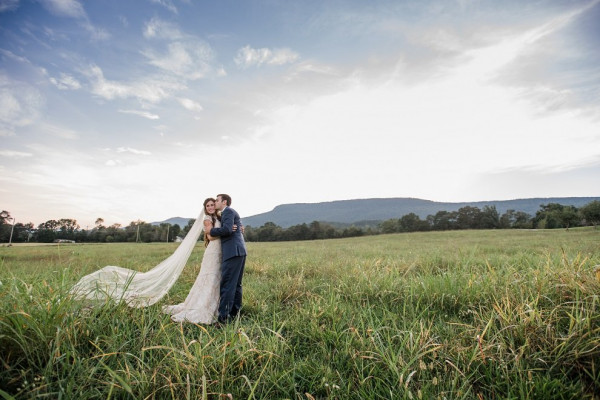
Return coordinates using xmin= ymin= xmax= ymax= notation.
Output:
xmin=218 ymin=193 xmax=231 ymax=206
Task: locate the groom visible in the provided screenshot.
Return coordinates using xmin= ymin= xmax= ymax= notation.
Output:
xmin=210 ymin=194 xmax=247 ymax=324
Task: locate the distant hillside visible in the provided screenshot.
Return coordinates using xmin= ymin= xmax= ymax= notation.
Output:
xmin=241 ymin=197 xmax=600 ymax=228
xmin=150 ymin=217 xmax=193 ymax=227
xmin=150 ymin=197 xmax=600 ymax=228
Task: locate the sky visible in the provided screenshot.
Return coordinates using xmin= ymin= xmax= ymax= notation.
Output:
xmin=1 ymin=0 xmax=599 ymax=229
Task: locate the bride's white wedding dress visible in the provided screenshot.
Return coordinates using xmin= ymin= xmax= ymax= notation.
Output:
xmin=163 ymin=216 xmax=222 ymax=324
xmin=70 ymin=209 xmax=221 ymax=323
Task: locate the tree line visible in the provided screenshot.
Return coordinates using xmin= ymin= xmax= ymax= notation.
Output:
xmin=1 ymin=201 xmax=599 ymax=244
xmin=243 ymin=201 xmax=600 ymax=241
xmin=0 ymin=216 xmax=190 ymax=244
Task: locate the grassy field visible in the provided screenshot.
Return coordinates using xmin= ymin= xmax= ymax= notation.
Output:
xmin=1 ymin=228 xmax=599 ymax=399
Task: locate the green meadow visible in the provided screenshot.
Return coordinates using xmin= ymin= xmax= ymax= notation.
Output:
xmin=1 ymin=228 xmax=599 ymax=399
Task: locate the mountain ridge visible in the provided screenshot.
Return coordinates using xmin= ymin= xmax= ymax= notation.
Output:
xmin=152 ymin=197 xmax=600 ymax=228
xmin=242 ymin=197 xmax=600 ymax=228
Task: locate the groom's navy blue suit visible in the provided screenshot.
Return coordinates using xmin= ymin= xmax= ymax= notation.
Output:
xmin=210 ymin=206 xmax=247 ymax=322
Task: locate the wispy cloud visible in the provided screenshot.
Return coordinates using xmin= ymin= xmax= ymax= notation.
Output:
xmin=118 ymin=109 xmax=160 ymax=120
xmin=0 ymin=0 xmax=19 ymax=12
xmin=178 ymin=98 xmax=203 ymax=112
xmin=116 ymin=147 xmax=152 ymax=155
xmin=83 ymin=64 xmax=184 ymax=103
xmin=235 ymin=45 xmax=300 ymax=68
xmin=143 ymin=18 xmax=183 ymax=40
xmin=38 ymin=0 xmax=85 ymax=18
xmin=0 ymin=49 xmax=30 ymax=64
xmin=149 ymin=0 xmax=178 ymax=14
xmin=49 ymin=73 xmax=81 ymax=90
xmin=43 ymin=123 xmax=79 ymax=139
xmin=142 ymin=18 xmax=217 ymax=80
xmin=143 ymin=41 xmax=213 ymax=79
xmin=0 ymin=150 xmax=32 ymax=158
xmin=38 ymin=0 xmax=109 ymax=40
xmin=0 ymin=74 xmax=44 ymax=136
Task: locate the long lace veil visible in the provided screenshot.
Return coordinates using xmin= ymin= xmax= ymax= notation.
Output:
xmin=70 ymin=209 xmax=205 ymax=307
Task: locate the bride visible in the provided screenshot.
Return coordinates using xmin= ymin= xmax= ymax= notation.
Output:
xmin=70 ymin=197 xmax=224 ymax=324
xmin=163 ymin=198 xmax=221 ymax=323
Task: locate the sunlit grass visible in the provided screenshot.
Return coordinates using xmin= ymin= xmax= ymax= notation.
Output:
xmin=1 ymin=228 xmax=599 ymax=398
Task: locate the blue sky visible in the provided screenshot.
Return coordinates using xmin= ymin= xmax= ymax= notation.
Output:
xmin=1 ymin=0 xmax=599 ymax=228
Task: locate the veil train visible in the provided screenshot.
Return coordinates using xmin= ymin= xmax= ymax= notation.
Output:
xmin=70 ymin=210 xmax=205 ymax=307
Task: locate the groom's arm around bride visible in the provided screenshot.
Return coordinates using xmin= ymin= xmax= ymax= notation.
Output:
xmin=209 ymin=194 xmax=247 ymax=324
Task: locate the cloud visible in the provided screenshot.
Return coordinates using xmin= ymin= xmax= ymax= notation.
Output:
xmin=118 ymin=109 xmax=160 ymax=120
xmin=42 ymin=123 xmax=79 ymax=139
xmin=38 ymin=0 xmax=85 ymax=18
xmin=0 ymin=48 xmax=34 ymax=66
xmin=141 ymin=18 xmax=216 ymax=80
xmin=143 ymin=18 xmax=183 ymax=40
xmin=0 ymin=150 xmax=32 ymax=158
xmin=234 ymin=46 xmax=300 ymax=68
xmin=142 ymin=41 xmax=214 ymax=80
xmin=178 ymin=98 xmax=203 ymax=111
xmin=0 ymin=0 xmax=19 ymax=12
xmin=38 ymin=0 xmax=109 ymax=40
xmin=116 ymin=147 xmax=152 ymax=155
xmin=227 ymin=16 xmax=600 ymax=206
xmin=0 ymin=74 xmax=44 ymax=136
xmin=49 ymin=73 xmax=81 ymax=90
xmin=83 ymin=64 xmax=184 ymax=103
xmin=149 ymin=0 xmax=178 ymax=14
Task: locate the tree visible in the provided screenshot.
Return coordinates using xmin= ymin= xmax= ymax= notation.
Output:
xmin=170 ymin=224 xmax=181 ymax=241
xmin=534 ymin=203 xmax=581 ymax=229
xmin=105 ymin=223 xmax=127 ymax=242
xmin=256 ymin=222 xmax=283 ymax=241
xmin=580 ymin=200 xmax=600 ymax=228
xmin=456 ymin=206 xmax=482 ymax=229
xmin=340 ymin=226 xmax=363 ymax=238
xmin=58 ymin=218 xmax=79 ymax=240
xmin=480 ymin=205 xmax=500 ymax=229
xmin=309 ymin=221 xmax=327 ymax=240
xmin=429 ymin=211 xmax=457 ymax=231
xmin=36 ymin=220 xmax=60 ymax=242
xmin=283 ymin=223 xmax=311 ymax=241
xmin=380 ymin=218 xmax=399 ymax=234
xmin=399 ymin=213 xmax=429 ymax=232
xmin=500 ymin=209 xmax=532 ymax=229
xmin=180 ymin=219 xmax=196 ymax=239
xmin=558 ymin=205 xmax=580 ymax=230
xmin=0 ymin=210 xmax=14 ymax=242
xmin=16 ymin=222 xmax=34 ymax=242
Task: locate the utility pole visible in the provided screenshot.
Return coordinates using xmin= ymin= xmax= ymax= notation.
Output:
xmin=8 ymin=216 xmax=15 ymax=246
xmin=166 ymin=225 xmax=169 ymax=242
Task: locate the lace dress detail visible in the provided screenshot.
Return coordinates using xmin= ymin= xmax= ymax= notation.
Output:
xmin=163 ymin=217 xmax=222 ymax=324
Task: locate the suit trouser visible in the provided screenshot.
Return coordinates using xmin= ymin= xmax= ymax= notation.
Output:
xmin=218 ymin=255 xmax=246 ymax=321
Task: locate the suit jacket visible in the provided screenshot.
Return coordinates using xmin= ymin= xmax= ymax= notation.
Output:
xmin=210 ymin=207 xmax=247 ymax=261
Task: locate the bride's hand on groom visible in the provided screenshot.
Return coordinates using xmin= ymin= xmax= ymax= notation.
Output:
xmin=232 ymin=224 xmax=245 ymax=234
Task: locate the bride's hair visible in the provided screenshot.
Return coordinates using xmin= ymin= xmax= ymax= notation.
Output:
xmin=203 ymin=197 xmax=219 ymax=247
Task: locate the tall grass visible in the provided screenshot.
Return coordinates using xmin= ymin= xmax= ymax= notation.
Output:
xmin=1 ymin=228 xmax=599 ymax=399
